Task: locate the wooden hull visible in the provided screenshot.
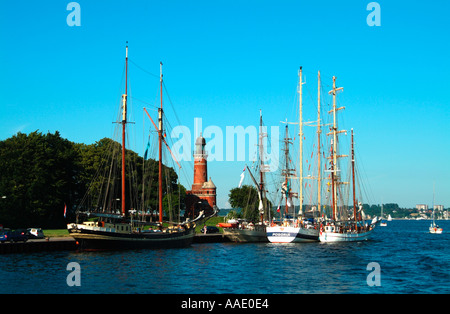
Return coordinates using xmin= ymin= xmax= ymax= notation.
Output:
xmin=69 ymin=227 xmax=195 ymax=250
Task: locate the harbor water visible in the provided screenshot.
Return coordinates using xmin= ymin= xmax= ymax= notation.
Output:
xmin=1 ymin=220 xmax=449 ymax=294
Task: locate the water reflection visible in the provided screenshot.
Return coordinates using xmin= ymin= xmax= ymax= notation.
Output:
xmin=1 ymin=220 xmax=449 ymax=293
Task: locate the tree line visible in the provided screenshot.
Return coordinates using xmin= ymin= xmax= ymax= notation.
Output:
xmin=227 ymin=185 xmax=422 ymax=221
xmin=0 ymin=131 xmax=182 ymax=229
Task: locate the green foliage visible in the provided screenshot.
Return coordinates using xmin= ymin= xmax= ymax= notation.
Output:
xmin=362 ymin=203 xmax=419 ymax=219
xmin=76 ymin=138 xmax=144 ymax=213
xmin=0 ymin=131 xmax=185 ymax=228
xmin=228 ymin=185 xmax=272 ymax=222
xmin=195 ymin=216 xmax=223 ymax=233
xmin=0 ymin=131 xmax=81 ymax=228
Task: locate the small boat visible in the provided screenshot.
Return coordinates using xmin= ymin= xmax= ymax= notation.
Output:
xmin=429 ymin=224 xmax=443 ymax=234
xmin=380 ymin=204 xmax=387 ymax=226
xmin=429 ymin=185 xmax=443 ymax=234
xmin=218 ymin=222 xmax=238 ymax=228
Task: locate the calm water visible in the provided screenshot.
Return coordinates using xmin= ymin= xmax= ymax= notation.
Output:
xmin=1 ymin=220 xmax=449 ymax=294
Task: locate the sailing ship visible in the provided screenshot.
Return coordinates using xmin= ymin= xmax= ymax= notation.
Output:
xmin=220 ymin=110 xmax=269 ymax=242
xmin=67 ymin=45 xmax=208 ymax=250
xmin=319 ymin=76 xmax=379 ymax=242
xmin=429 ymin=184 xmax=443 ymax=234
xmin=380 ymin=204 xmax=387 ymax=226
xmin=266 ymin=67 xmax=320 ymax=243
xmin=429 ymin=219 xmax=443 ymax=234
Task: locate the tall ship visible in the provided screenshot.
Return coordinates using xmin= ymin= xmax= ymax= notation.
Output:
xmin=319 ymin=76 xmax=379 ymax=242
xmin=266 ymin=67 xmax=320 ymax=243
xmin=67 ymin=45 xmax=209 ymax=250
xmin=220 ymin=110 xmax=270 ymax=242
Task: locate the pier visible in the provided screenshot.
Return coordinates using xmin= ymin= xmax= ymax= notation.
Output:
xmin=0 ymin=234 xmax=230 ymax=254
xmin=0 ymin=237 xmax=77 ymax=254
xmin=193 ymin=233 xmax=230 ymax=243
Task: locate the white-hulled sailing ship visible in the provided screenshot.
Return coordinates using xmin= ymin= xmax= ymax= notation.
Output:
xmin=267 ymin=67 xmax=320 ymax=243
xmin=319 ymin=76 xmax=379 ymax=242
xmin=67 ymin=45 xmax=210 ymax=250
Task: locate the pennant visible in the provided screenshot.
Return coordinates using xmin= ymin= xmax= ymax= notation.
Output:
xmin=143 ymin=140 xmax=150 ymax=160
xmin=238 ymin=167 xmax=246 ymax=188
xmin=63 ymin=203 xmax=67 ymax=218
xmin=258 ymin=199 xmax=264 ymax=212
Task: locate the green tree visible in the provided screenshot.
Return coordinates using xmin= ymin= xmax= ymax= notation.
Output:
xmin=228 ymin=185 xmax=271 ymax=222
xmin=77 ymin=137 xmax=183 ymax=219
xmin=0 ymin=131 xmax=81 ymax=228
xmin=76 ymin=138 xmax=144 ymax=214
xmin=0 ymin=132 xmax=186 ymax=228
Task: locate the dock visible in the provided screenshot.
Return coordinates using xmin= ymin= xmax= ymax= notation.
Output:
xmin=193 ymin=233 xmax=230 ymax=243
xmin=0 ymin=233 xmax=230 ymax=254
xmin=0 ymin=237 xmax=77 ymax=254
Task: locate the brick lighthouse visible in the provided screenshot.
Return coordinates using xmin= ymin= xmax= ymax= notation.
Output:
xmin=185 ymin=133 xmax=217 ymax=219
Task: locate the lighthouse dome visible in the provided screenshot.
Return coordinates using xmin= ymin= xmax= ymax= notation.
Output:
xmin=195 ymin=133 xmax=206 ymax=146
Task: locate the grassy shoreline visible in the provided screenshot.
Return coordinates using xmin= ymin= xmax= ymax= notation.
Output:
xmin=45 ymin=216 xmax=225 ymax=238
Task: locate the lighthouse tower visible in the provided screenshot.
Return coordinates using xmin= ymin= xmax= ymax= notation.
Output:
xmin=192 ymin=134 xmax=208 ymax=191
xmin=185 ymin=133 xmax=217 ymax=219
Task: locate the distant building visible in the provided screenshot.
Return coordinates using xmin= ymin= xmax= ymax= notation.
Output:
xmin=416 ymin=204 xmax=428 ymax=211
xmin=185 ymin=134 xmax=217 ymax=219
xmin=434 ymin=205 xmax=444 ymax=211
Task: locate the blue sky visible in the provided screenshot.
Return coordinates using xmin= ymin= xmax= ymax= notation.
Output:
xmin=1 ymin=0 xmax=449 ymax=209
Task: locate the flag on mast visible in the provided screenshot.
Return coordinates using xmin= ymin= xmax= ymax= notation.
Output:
xmin=64 ymin=203 xmax=67 ymax=218
xmin=238 ymin=167 xmax=246 ymax=188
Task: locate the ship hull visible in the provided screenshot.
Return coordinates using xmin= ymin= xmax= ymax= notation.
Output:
xmin=429 ymin=227 xmax=443 ymax=234
xmin=266 ymin=226 xmax=319 ymax=243
xmin=69 ymin=227 xmax=195 ymax=250
xmin=319 ymin=229 xmax=373 ymax=242
xmin=223 ymin=227 xmax=268 ymax=243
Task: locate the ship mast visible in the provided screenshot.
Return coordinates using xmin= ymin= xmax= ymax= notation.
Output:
xmin=258 ymin=109 xmax=267 ymax=223
xmin=328 ymin=76 xmax=344 ymax=221
xmin=121 ymin=43 xmax=128 ymax=216
xmin=317 ymin=71 xmax=322 ymax=217
xmin=351 ymin=129 xmax=357 ymax=222
xmin=298 ymin=67 xmax=304 ymax=217
xmin=284 ymin=124 xmax=290 ymax=215
xmin=158 ymin=62 xmax=163 ymax=223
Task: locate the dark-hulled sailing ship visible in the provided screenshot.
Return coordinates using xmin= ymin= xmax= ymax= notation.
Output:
xmin=67 ymin=45 xmax=210 ymax=250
